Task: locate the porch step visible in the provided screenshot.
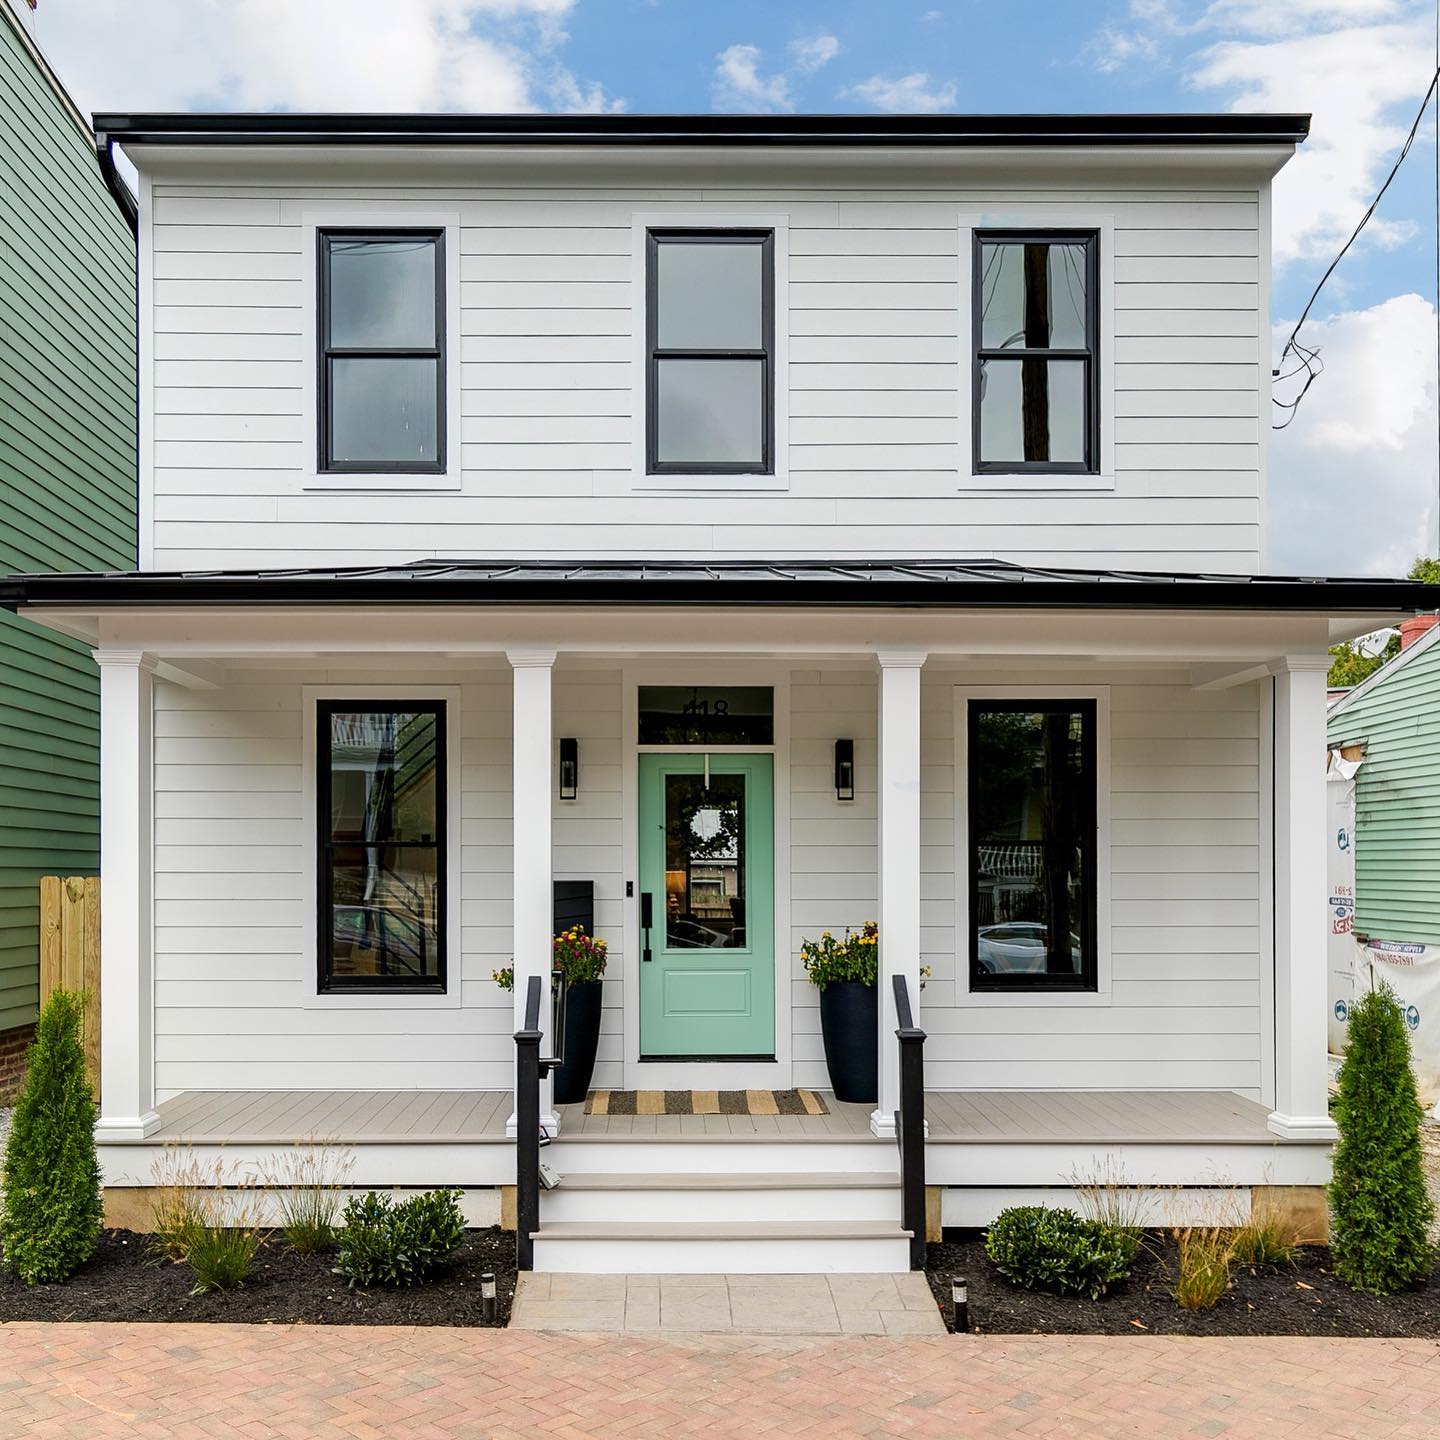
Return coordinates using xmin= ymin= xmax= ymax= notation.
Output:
xmin=530 ymin=1220 xmax=914 ymax=1274
xmin=541 ymin=1171 xmax=900 ymax=1224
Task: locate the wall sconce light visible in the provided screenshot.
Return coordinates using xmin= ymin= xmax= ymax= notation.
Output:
xmin=559 ymin=737 xmax=578 ymax=799
xmin=834 ymin=738 xmax=855 ymax=801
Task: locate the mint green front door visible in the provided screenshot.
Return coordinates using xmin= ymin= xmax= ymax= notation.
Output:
xmin=638 ymin=754 xmax=775 ymax=1058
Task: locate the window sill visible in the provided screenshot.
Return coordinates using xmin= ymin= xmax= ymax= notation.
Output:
xmin=302 ymin=985 xmax=458 ymax=1011
xmin=964 ymin=987 xmax=1113 ymax=1008
xmin=960 ymin=472 xmax=1116 ymax=493
xmin=303 ymin=471 xmax=462 ymax=493
xmin=631 ymin=471 xmax=789 ymax=493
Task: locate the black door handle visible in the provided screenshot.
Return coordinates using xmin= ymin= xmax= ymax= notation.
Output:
xmin=640 ymin=891 xmax=653 ymax=963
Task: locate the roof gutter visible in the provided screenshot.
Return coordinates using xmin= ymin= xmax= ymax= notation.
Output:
xmin=94 ymin=127 xmax=138 ymax=236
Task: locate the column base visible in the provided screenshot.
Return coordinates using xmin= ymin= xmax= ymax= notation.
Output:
xmin=869 ymin=1109 xmax=928 ymax=1140
xmin=1266 ymin=1111 xmax=1338 ymax=1141
xmin=95 ymin=1111 xmax=161 ymax=1141
xmin=505 ymin=1110 xmax=562 ymax=1139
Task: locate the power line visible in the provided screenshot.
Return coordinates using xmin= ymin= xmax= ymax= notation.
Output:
xmin=1273 ymin=62 xmax=1440 ymax=430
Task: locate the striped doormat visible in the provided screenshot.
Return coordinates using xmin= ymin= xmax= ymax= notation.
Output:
xmin=584 ymin=1089 xmax=829 ymax=1117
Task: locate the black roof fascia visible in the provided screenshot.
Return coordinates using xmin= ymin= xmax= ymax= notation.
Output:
xmin=1 ymin=562 xmax=1430 ymax=615
xmin=90 ymin=111 xmax=1312 ymax=149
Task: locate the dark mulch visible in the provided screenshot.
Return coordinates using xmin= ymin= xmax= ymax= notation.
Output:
xmin=0 ymin=1228 xmax=517 ymax=1326
xmin=927 ymin=1231 xmax=1440 ymax=1336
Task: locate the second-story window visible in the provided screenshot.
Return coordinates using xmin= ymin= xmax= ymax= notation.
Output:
xmin=973 ymin=231 xmax=1098 ymax=475
xmin=647 ymin=229 xmax=774 ymax=475
xmin=319 ymin=230 xmax=444 ymax=474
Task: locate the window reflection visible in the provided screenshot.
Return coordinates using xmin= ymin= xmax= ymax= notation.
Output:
xmin=664 ymin=774 xmax=746 ymax=949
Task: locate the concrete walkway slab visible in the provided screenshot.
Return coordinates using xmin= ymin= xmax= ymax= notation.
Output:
xmin=510 ymin=1270 xmax=947 ymax=1334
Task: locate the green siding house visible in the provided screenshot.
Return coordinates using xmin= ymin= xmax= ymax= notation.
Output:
xmin=0 ymin=0 xmax=135 ymax=1068
xmin=1327 ymin=617 xmax=1440 ymax=948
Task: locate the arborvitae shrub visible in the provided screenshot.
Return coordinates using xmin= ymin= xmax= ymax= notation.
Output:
xmin=1330 ymin=983 xmax=1435 ymax=1293
xmin=0 ymin=989 xmax=103 ymax=1284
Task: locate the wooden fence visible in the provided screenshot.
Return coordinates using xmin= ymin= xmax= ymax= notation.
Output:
xmin=39 ymin=875 xmax=100 ymax=1089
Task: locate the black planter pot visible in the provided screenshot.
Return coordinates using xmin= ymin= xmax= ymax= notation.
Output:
xmin=553 ymin=978 xmax=604 ymax=1105
xmin=818 ymin=980 xmax=878 ymax=1104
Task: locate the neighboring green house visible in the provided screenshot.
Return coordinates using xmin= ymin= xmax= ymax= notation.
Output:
xmin=1327 ymin=616 xmax=1440 ymax=949
xmin=0 ymin=0 xmax=135 ymax=1074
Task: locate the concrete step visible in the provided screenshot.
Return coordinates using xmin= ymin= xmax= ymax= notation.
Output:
xmin=540 ymin=1171 xmax=901 ymax=1224
xmin=531 ymin=1220 xmax=914 ymax=1274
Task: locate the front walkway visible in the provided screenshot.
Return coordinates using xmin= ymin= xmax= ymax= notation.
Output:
xmin=2 ymin=1324 xmax=1438 ymax=1439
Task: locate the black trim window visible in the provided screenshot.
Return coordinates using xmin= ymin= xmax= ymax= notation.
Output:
xmin=318 ymin=230 xmax=445 ymax=474
xmin=973 ymin=230 xmax=1099 ymax=474
xmin=318 ymin=701 xmax=446 ymax=993
xmin=968 ymin=700 xmax=1097 ymax=992
xmin=646 ymin=229 xmax=774 ymax=474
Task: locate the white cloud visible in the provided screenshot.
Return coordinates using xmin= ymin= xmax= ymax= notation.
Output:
xmin=1268 ymin=294 xmax=1438 ymax=573
xmin=846 ymin=71 xmax=957 ymax=113
xmin=28 ymin=0 xmax=618 ymax=115
xmin=711 ymin=43 xmax=794 ymax=113
xmin=788 ymin=33 xmax=840 ymax=76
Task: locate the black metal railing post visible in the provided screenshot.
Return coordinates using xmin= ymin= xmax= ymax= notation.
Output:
xmin=892 ymin=973 xmax=927 ymax=1270
xmin=513 ymin=974 xmax=544 ymax=1271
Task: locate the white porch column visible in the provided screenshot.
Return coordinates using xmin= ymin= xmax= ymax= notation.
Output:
xmin=93 ymin=650 xmax=158 ymax=1139
xmin=873 ymin=650 xmax=926 ymax=1139
xmin=508 ymin=649 xmax=559 ymax=1136
xmin=1269 ymin=656 xmax=1336 ymax=1140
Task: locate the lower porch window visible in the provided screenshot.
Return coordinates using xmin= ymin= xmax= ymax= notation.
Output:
xmin=317 ymin=700 xmax=446 ymax=993
xmin=968 ymin=699 xmax=1097 ymax=992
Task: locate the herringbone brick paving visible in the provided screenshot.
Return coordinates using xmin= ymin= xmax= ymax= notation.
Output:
xmin=1 ymin=1323 xmax=1438 ymax=1438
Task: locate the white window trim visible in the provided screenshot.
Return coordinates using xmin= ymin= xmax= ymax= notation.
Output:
xmin=958 ymin=209 xmax=1116 ymax=493
xmin=629 ymin=210 xmax=790 ymax=492
xmin=301 ymin=685 xmax=462 ymax=1010
xmin=953 ymin=684 xmax=1113 ymax=1008
xmin=300 ymin=208 xmax=463 ymax=492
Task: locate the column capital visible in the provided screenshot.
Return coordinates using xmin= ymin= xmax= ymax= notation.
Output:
xmin=875 ymin=649 xmax=928 ymax=671
xmin=1268 ymin=654 xmax=1332 ymax=676
xmin=92 ymin=648 xmax=157 ymax=672
xmin=506 ymin=648 xmax=558 ymax=670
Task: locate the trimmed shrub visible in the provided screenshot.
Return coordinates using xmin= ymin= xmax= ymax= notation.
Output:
xmin=1172 ymin=1227 xmax=1234 ymax=1310
xmin=1330 ymin=984 xmax=1435 ymax=1294
xmin=333 ymin=1187 xmax=466 ymax=1288
xmin=0 ymin=989 xmax=103 ymax=1284
xmin=984 ymin=1205 xmax=1135 ymax=1299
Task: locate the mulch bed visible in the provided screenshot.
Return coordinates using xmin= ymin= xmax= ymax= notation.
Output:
xmin=0 ymin=1227 xmax=517 ymax=1327
xmin=927 ymin=1232 xmax=1440 ymax=1337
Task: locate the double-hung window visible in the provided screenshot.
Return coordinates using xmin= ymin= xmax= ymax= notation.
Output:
xmin=318 ymin=230 xmax=445 ymax=474
xmin=967 ymin=699 xmax=1098 ymax=993
xmin=646 ymin=229 xmax=774 ymax=474
xmin=317 ymin=701 xmax=446 ymax=993
xmin=973 ymin=230 xmax=1098 ymax=474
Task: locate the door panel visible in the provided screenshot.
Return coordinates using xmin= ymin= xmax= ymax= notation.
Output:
xmin=638 ymin=753 xmax=774 ymax=1057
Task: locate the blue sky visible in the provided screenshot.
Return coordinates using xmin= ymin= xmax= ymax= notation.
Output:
xmin=27 ymin=0 xmax=1440 ymax=574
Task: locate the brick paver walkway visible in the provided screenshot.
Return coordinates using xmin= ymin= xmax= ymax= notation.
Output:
xmin=2 ymin=1323 xmax=1439 ymax=1438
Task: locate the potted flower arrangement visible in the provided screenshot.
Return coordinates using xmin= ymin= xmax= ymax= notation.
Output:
xmin=494 ymin=927 xmax=608 ymax=1104
xmin=801 ymin=922 xmax=879 ymax=1104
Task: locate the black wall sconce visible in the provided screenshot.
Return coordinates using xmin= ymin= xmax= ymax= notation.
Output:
xmin=559 ymin=737 xmax=579 ymax=799
xmin=834 ymin=738 xmax=855 ymax=801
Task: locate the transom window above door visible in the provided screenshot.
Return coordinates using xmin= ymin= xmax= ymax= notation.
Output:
xmin=318 ymin=230 xmax=445 ymax=474
xmin=646 ymin=230 xmax=775 ymax=475
xmin=973 ymin=231 xmax=1099 ymax=475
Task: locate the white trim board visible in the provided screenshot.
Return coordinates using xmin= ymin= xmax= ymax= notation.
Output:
xmin=952 ymin=684 xmax=1114 ymax=1007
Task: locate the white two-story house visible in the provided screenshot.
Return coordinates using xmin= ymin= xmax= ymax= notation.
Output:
xmin=5 ymin=111 xmax=1433 ymax=1273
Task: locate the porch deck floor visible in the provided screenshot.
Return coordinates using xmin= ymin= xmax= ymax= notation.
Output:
xmin=134 ymin=1088 xmax=1283 ymax=1146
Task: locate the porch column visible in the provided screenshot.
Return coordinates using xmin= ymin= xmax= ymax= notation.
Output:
xmin=873 ymin=650 xmax=926 ymax=1139
xmin=93 ymin=649 xmax=158 ymax=1139
xmin=508 ymin=649 xmax=559 ymax=1136
xmin=1269 ymin=656 xmax=1336 ymax=1140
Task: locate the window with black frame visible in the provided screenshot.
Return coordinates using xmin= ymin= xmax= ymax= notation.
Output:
xmin=318 ymin=230 xmax=444 ymax=473
xmin=317 ymin=701 xmax=445 ymax=992
xmin=973 ymin=231 xmax=1098 ymax=474
xmin=646 ymin=229 xmax=774 ymax=474
xmin=968 ymin=700 xmax=1097 ymax=992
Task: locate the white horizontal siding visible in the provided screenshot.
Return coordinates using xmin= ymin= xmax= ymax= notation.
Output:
xmin=145 ymin=177 xmax=1265 ymax=572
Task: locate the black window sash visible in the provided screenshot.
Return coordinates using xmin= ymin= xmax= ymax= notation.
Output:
xmin=646 ymin=228 xmax=775 ymax=475
xmin=318 ymin=229 xmax=446 ymax=475
xmin=972 ymin=229 xmax=1100 ymax=475
xmin=967 ymin=698 xmax=1098 ymax=993
xmin=316 ymin=699 xmax=447 ymax=993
